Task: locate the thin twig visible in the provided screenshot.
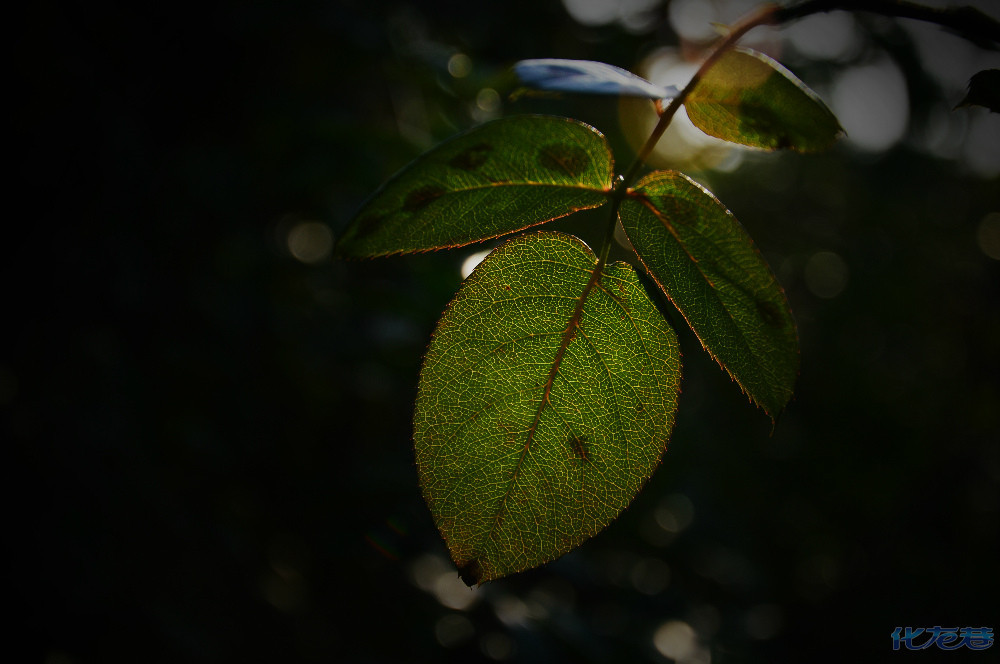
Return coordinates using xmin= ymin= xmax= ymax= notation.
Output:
xmin=774 ymin=0 xmax=1000 ymax=47
xmin=622 ymin=0 xmax=999 ymax=188
xmin=620 ymin=3 xmax=781 ymax=189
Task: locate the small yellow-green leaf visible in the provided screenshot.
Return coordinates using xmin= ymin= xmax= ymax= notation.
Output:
xmin=620 ymin=171 xmax=797 ymax=418
xmin=336 ymin=116 xmax=613 ymax=258
xmin=414 ymin=232 xmax=681 ymax=584
xmin=686 ymin=48 xmax=843 ymax=152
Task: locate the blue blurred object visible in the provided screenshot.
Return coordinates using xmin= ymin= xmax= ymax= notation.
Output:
xmin=514 ymin=58 xmax=680 ymax=99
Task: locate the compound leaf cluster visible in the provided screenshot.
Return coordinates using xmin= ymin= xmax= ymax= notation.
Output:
xmin=337 ymin=46 xmax=841 ymax=584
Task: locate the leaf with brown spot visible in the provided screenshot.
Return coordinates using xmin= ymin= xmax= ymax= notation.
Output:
xmin=620 ymin=170 xmax=798 ymax=419
xmin=403 ymin=185 xmax=447 ymax=212
xmin=336 ymin=116 xmax=614 ymax=258
xmin=537 ymin=143 xmax=591 ymax=178
xmin=686 ymin=48 xmax=843 ymax=152
xmin=415 ymin=232 xmax=681 ymax=584
xmin=449 ymin=143 xmax=493 ymax=171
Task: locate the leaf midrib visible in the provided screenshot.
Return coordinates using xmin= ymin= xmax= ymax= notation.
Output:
xmin=475 ymin=258 xmax=606 ymax=561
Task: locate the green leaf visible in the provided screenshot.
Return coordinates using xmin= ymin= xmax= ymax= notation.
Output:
xmin=620 ymin=171 xmax=797 ymax=418
xmin=336 ymin=116 xmax=613 ymax=258
xmin=686 ymin=48 xmax=843 ymax=152
xmin=414 ymin=231 xmax=681 ymax=584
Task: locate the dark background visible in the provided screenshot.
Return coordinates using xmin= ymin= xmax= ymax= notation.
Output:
xmin=9 ymin=1 xmax=999 ymax=662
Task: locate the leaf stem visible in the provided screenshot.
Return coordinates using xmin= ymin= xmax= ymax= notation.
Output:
xmin=603 ymin=4 xmax=780 ymax=267
xmin=600 ymin=0 xmax=999 ymax=270
xmin=620 ymin=3 xmax=781 ymax=189
xmin=619 ymin=0 xmax=999 ymax=190
xmin=773 ymin=0 xmax=1000 ymax=47
xmin=597 ymin=176 xmax=626 ymax=266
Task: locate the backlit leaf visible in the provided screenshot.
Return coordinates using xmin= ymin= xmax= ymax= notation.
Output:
xmin=514 ymin=59 xmax=680 ymax=100
xmin=686 ymin=48 xmax=842 ymax=151
xmin=620 ymin=171 xmax=797 ymax=418
xmin=336 ymin=116 xmax=613 ymax=258
xmin=414 ymin=232 xmax=681 ymax=584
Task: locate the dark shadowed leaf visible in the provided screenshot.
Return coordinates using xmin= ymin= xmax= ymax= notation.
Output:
xmin=336 ymin=116 xmax=613 ymax=258
xmin=955 ymin=69 xmax=1000 ymax=112
xmin=414 ymin=232 xmax=681 ymax=584
xmin=686 ymin=48 xmax=842 ymax=152
xmin=514 ymin=59 xmax=680 ymax=100
xmin=620 ymin=171 xmax=797 ymax=418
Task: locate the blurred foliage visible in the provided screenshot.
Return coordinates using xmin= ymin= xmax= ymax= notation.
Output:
xmin=8 ymin=1 xmax=999 ymax=663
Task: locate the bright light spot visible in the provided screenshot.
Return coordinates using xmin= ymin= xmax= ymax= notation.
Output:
xmin=668 ymin=0 xmax=717 ymax=42
xmin=631 ymin=557 xmax=671 ymax=595
xmin=473 ymin=88 xmax=502 ymax=122
xmin=562 ymin=0 xmax=663 ymax=32
xmin=831 ymin=58 xmax=909 ymax=153
xmin=435 ymin=614 xmax=475 ymax=648
xmin=744 ymin=603 xmax=783 ymax=639
xmin=433 ymin=573 xmax=480 ymax=610
xmin=977 ymin=212 xmax=1000 ymax=260
xmin=477 ymin=88 xmax=501 ymax=113
xmin=448 ymin=53 xmax=472 ymax=78
xmin=785 ymin=11 xmax=860 ymax=61
xmin=902 ymin=22 xmax=978 ymax=95
xmin=620 ymin=0 xmax=662 ymax=33
xmin=963 ymin=113 xmax=1000 ymax=178
xmin=480 ymin=632 xmax=515 ymax=660
xmin=632 ymin=50 xmax=736 ymax=169
xmin=492 ymin=594 xmax=530 ymax=626
xmin=654 ymin=492 xmax=695 ymax=533
xmin=804 ymin=251 xmax=849 ymax=298
xmin=409 ymin=553 xmax=452 ymax=590
xmin=653 ymin=620 xmax=706 ymax=662
xmin=562 ymin=0 xmax=619 ymax=26
xmin=287 ymin=221 xmax=333 ymax=264
xmin=615 ymin=219 xmax=636 ymax=253
xmin=461 ymin=248 xmax=493 ymax=279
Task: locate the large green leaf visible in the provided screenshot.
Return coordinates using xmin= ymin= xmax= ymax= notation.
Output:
xmin=335 ymin=116 xmax=613 ymax=258
xmin=414 ymin=232 xmax=681 ymax=584
xmin=686 ymin=48 xmax=842 ymax=152
xmin=620 ymin=171 xmax=797 ymax=418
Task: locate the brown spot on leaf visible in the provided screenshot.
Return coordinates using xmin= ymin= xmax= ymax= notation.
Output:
xmin=449 ymin=143 xmax=492 ymax=171
xmin=403 ymin=185 xmax=447 ymax=212
xmin=537 ymin=143 xmax=590 ymax=178
xmin=757 ymin=299 xmax=783 ymax=328
xmin=354 ymin=213 xmax=384 ymax=239
xmin=568 ymin=435 xmax=589 ymax=462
